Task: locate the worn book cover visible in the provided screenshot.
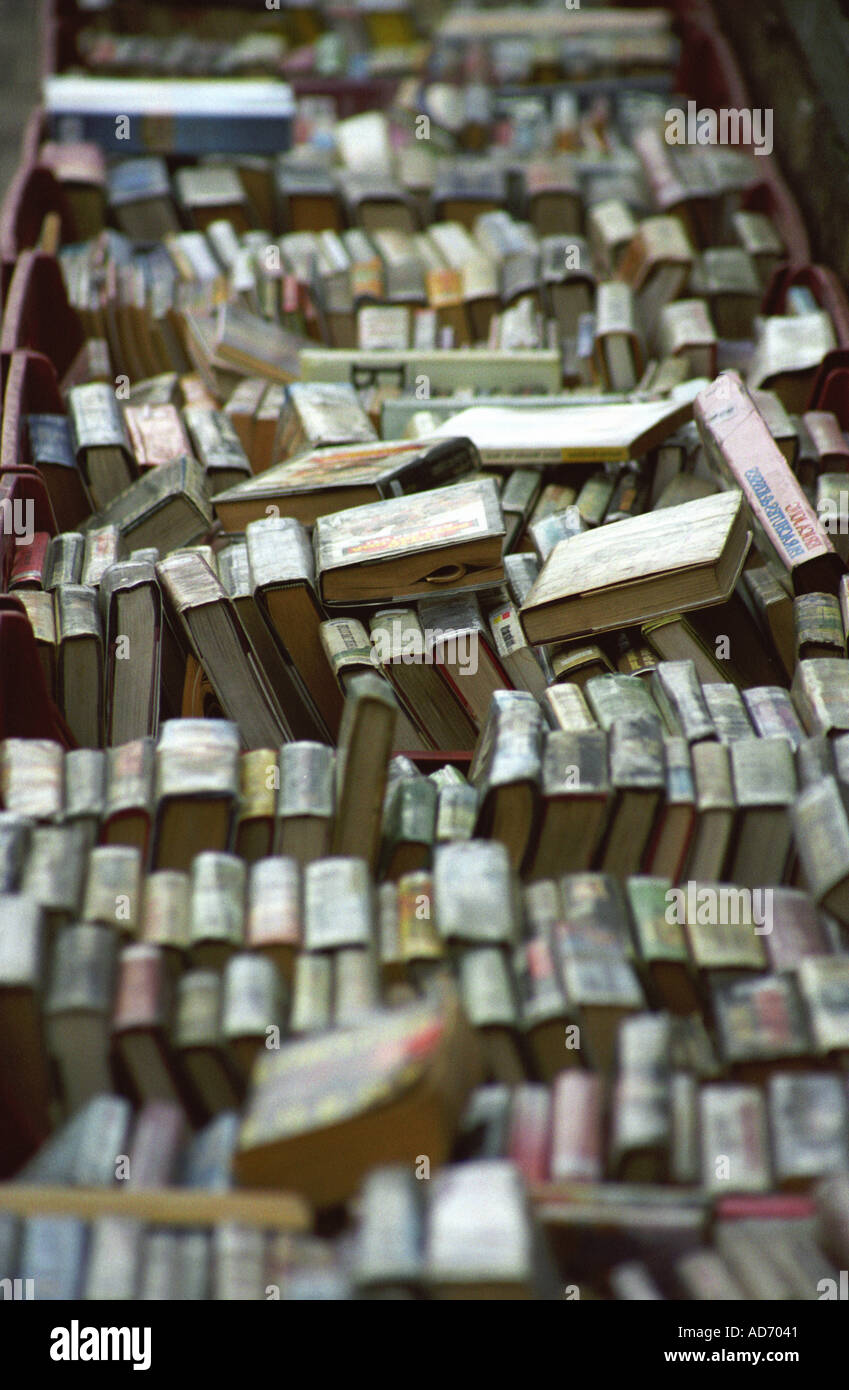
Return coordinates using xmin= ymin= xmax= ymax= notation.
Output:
xmin=520 ymin=490 xmax=749 ymax=644
xmin=433 ymin=398 xmax=692 ymax=466
xmin=315 ymin=477 xmax=504 ymax=605
xmin=215 ymin=436 xmax=478 ymax=531
xmin=695 ymin=373 xmax=842 ymax=594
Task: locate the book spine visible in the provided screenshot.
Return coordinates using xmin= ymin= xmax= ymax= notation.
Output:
xmin=51 ymin=113 xmax=292 ymax=157
xmin=695 ymin=376 xmax=839 ymax=589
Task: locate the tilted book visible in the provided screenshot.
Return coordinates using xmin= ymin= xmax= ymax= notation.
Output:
xmin=520 ymin=490 xmax=749 ymax=644
xmin=694 ymin=373 xmax=842 ymax=594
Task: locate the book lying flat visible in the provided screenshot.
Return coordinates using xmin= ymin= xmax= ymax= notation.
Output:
xmin=520 ymin=490 xmax=750 ymax=644
xmin=314 ymin=477 xmax=505 ymax=606
xmin=45 ymin=76 xmax=295 ymax=156
xmin=214 ymin=437 xmax=478 ymax=532
xmin=431 ymin=398 xmax=693 ymax=466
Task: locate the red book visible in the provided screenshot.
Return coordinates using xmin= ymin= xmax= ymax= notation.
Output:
xmin=0 ymin=465 xmax=56 ymax=589
xmin=695 ymin=372 xmax=843 ymax=593
xmin=716 ymin=1194 xmax=816 ymax=1221
xmin=507 ymin=1084 xmax=552 ymax=1182
xmin=9 ymin=529 xmax=49 ymax=589
xmin=0 ymin=596 xmax=75 ymax=746
xmin=549 ymin=1071 xmax=603 ymax=1182
xmin=1 ymin=249 xmax=83 ymax=391
xmin=1 ymin=347 xmax=63 ymax=470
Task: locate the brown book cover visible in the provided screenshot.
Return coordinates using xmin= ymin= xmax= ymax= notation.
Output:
xmin=235 ymin=988 xmax=481 ymax=1206
xmin=521 ymin=490 xmax=749 ymax=644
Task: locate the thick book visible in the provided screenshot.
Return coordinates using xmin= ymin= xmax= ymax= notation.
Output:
xmin=526 ymin=728 xmax=610 ymax=881
xmin=647 ymin=735 xmax=696 ymax=881
xmin=699 ymin=1085 xmax=772 ymax=1195
xmin=459 ymin=946 xmax=524 ymax=1085
xmin=418 ymin=592 xmax=513 ymax=731
xmin=469 ymin=691 xmax=543 ymax=871
xmin=602 ymin=715 xmax=666 ymax=876
xmin=222 ymin=953 xmax=286 ymax=1084
xmin=173 ymin=969 xmax=241 ymax=1118
xmin=99 ymin=558 xmax=162 ymax=746
xmin=234 ymin=990 xmax=480 ymax=1206
xmin=67 ymin=383 xmax=138 ymax=511
xmin=123 ymin=403 xmax=191 ymax=472
xmin=275 ymin=742 xmax=335 ymax=868
xmin=189 ymin=852 xmax=246 ymax=969
xmin=314 ymin=477 xmax=505 ymax=606
xmin=55 ymin=584 xmax=103 ymax=749
xmin=245 ymin=857 xmax=301 ymax=977
xmin=711 ymin=973 xmax=810 ymax=1080
xmin=102 ymin=737 xmax=155 ymax=856
xmin=650 ymin=661 xmax=716 ymax=744
xmin=748 ymin=311 xmax=837 ymax=414
xmin=26 ymin=414 xmax=92 ymax=532
xmin=433 ymin=840 xmax=517 ymax=947
xmin=275 ymin=382 xmax=377 ymax=460
xmin=303 ymin=857 xmax=373 ymax=953
xmin=234 ymin=750 xmax=276 ymax=863
xmin=381 ymin=777 xmax=437 ymax=881
xmin=369 ymin=608 xmax=477 ymax=752
xmin=431 ymin=398 xmax=692 ymax=466
xmin=214 ymin=436 xmax=478 ymax=531
xmin=157 ymin=550 xmax=290 ymax=750
xmin=792 ymin=776 xmax=849 ymax=923
xmin=152 ymin=719 xmax=239 ymax=872
xmin=520 ymin=490 xmax=749 ymax=644
xmin=792 ymin=658 xmax=849 ymax=737
xmin=182 ymin=407 xmax=252 ymax=495
xmin=694 ymin=374 xmax=842 ymax=595
xmin=45 ymin=922 xmax=118 ymax=1115
xmin=764 ymin=887 xmax=832 ymax=974
xmin=246 ymin=516 xmax=341 ymax=739
xmin=80 ymin=454 xmax=212 ymax=555
xmin=216 ymin=540 xmax=323 ymax=745
xmin=594 ymin=282 xmax=643 ymax=392
xmin=625 ymin=876 xmax=701 ymax=1015
xmin=45 ymin=534 xmax=84 ymax=592
xmin=111 ymin=945 xmax=183 ymax=1111
xmin=332 ymin=673 xmax=397 ymax=869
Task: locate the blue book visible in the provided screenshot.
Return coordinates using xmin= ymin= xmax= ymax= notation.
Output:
xmin=46 ymin=76 xmax=295 ymax=155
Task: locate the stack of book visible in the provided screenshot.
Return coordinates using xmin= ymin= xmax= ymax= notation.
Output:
xmin=2 ymin=0 xmax=849 ymax=1301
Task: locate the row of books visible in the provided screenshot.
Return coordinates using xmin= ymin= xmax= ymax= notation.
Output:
xmin=9 ymin=615 xmax=849 ymax=889
xmin=6 ymin=1091 xmax=849 ymax=1299
xmin=45 ymin=91 xmax=756 ymax=238
xmin=4 ymin=691 xmax=849 ymax=1172
xmin=8 ymin=842 xmax=849 ymax=1124
xmin=51 ymin=202 xmax=799 ymax=381
xmin=4 ymin=0 xmax=849 ymax=1302
xmin=11 ymin=384 xmax=848 ymax=757
xmin=53 ymin=0 xmax=676 ymax=90
xmin=5 ymin=990 xmax=849 ymax=1296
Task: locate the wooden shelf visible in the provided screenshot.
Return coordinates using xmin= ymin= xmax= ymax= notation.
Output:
xmin=0 ymin=1184 xmax=311 ymax=1231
